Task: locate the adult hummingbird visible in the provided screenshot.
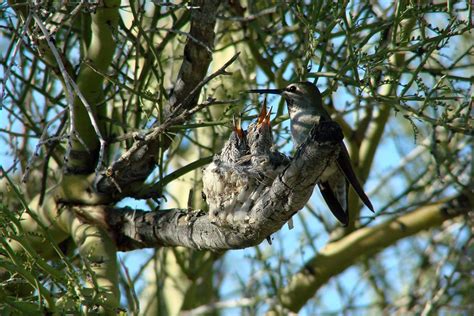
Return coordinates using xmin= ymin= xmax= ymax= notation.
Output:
xmin=247 ymin=81 xmax=374 ymax=226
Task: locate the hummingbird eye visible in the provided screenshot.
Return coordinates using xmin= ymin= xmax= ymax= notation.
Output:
xmin=287 ymin=85 xmax=297 ymax=93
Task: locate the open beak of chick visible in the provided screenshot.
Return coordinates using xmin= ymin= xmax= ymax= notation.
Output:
xmin=257 ymin=97 xmax=272 ymax=128
xmin=232 ymin=115 xmax=245 ymax=140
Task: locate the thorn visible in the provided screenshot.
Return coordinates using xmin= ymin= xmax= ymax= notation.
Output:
xmin=266 ymin=235 xmax=272 ymax=245
xmin=288 ymin=217 xmax=294 ymax=230
xmin=187 ymin=189 xmax=194 ymax=210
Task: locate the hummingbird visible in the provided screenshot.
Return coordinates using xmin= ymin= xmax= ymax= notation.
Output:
xmin=202 ymin=116 xmax=251 ymax=224
xmin=246 ymin=98 xmax=289 ymax=180
xmin=245 ymin=99 xmax=293 ymax=230
xmin=247 ymin=81 xmax=374 ymax=226
xmin=217 ymin=116 xmax=248 ymax=164
xmin=247 ymin=98 xmax=273 ymax=160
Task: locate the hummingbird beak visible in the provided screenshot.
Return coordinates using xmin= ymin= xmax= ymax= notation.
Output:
xmin=246 ymin=88 xmax=284 ymax=95
xmin=232 ymin=115 xmax=245 ymax=139
xmin=257 ymin=97 xmax=268 ymax=125
xmin=265 ymin=106 xmax=273 ymax=126
xmin=257 ymin=97 xmax=272 ymax=128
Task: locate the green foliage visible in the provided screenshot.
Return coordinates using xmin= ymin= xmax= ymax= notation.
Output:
xmin=0 ymin=170 xmax=120 ymax=314
xmin=0 ymin=0 xmax=472 ymax=314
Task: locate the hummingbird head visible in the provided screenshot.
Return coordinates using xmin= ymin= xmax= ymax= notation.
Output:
xmin=218 ymin=116 xmax=248 ymax=164
xmin=246 ymin=81 xmax=326 ymax=147
xmin=247 ymin=98 xmax=273 ymax=156
xmin=256 ymin=96 xmax=272 ymax=129
xmin=281 ymin=82 xmax=322 ymax=111
xmin=231 ymin=115 xmax=247 ymax=150
xmin=246 ymin=81 xmax=322 ymax=113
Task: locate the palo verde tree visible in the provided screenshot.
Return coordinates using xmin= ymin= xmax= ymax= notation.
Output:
xmin=0 ymin=1 xmax=473 ymax=315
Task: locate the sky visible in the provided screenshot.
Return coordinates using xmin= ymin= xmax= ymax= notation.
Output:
xmin=1 ymin=2 xmax=469 ymax=314
xmin=0 ymin=26 xmax=407 ymax=316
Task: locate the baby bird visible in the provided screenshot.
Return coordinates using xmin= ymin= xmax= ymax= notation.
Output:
xmin=202 ymin=101 xmax=290 ymax=228
xmin=202 ymin=117 xmax=253 ymax=225
xmin=244 ymin=99 xmax=292 ymax=229
xmin=246 ymin=98 xmax=289 ymax=184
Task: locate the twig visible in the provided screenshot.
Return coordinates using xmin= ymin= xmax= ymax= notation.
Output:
xmin=48 ymin=2 xmax=85 ymax=36
xmin=168 ymin=52 xmax=240 ymax=114
xmin=151 ymin=27 xmax=213 ymax=54
xmin=65 ymin=74 xmax=108 ymax=172
xmin=38 ymin=114 xmax=68 ymax=205
xmin=107 ymin=53 xmax=241 ymax=175
xmin=31 ymin=13 xmax=78 ymax=170
xmin=107 ymin=97 xmax=238 ymax=176
xmin=32 ymin=13 xmax=107 ymax=174
xmin=216 ymin=6 xmax=278 ymax=22
xmin=181 ymin=297 xmax=273 ymax=316
xmin=21 ymin=109 xmax=67 ymax=183
xmin=82 ymin=60 xmax=161 ymax=103
xmin=151 ymin=1 xmax=200 ymax=10
xmin=0 ymin=13 xmax=32 ymax=107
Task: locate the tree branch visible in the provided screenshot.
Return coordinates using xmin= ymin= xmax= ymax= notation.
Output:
xmin=72 ymin=122 xmax=344 ymax=251
xmin=269 ymin=192 xmax=472 ymax=314
xmin=94 ymin=0 xmax=222 ymax=198
xmin=95 ymin=54 xmax=240 ymax=197
xmin=168 ymin=0 xmax=220 ymax=112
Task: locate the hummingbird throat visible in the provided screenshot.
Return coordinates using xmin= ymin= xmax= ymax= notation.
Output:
xmin=289 ymin=110 xmax=322 ymax=147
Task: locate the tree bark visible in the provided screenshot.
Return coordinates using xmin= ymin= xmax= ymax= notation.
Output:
xmin=69 ymin=121 xmax=344 ymax=252
xmin=267 ymin=192 xmax=472 ymax=314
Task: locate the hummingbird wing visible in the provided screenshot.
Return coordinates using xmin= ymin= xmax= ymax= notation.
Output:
xmin=318 ymin=176 xmax=349 ymax=226
xmin=336 ymin=142 xmax=375 ymax=212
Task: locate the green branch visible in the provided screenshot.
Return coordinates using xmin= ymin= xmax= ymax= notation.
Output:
xmin=271 ymin=194 xmax=471 ymax=313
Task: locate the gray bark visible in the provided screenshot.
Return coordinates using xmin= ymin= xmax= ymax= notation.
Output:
xmin=71 ymin=121 xmax=344 ymax=251
xmin=94 ymin=0 xmax=220 ymax=197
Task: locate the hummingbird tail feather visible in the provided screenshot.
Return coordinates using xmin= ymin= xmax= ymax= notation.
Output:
xmin=318 ymin=182 xmax=349 ymax=226
xmin=336 ymin=143 xmax=375 ymax=212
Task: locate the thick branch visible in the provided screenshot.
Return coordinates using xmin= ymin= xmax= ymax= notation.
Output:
xmin=74 ymin=122 xmax=344 ymax=251
xmin=95 ymin=55 xmax=239 ymax=197
xmin=64 ymin=0 xmax=120 ymax=174
xmin=270 ymin=192 xmax=472 ymax=313
xmin=94 ymin=0 xmax=221 ymax=197
xmin=168 ymin=0 xmax=219 ymax=112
